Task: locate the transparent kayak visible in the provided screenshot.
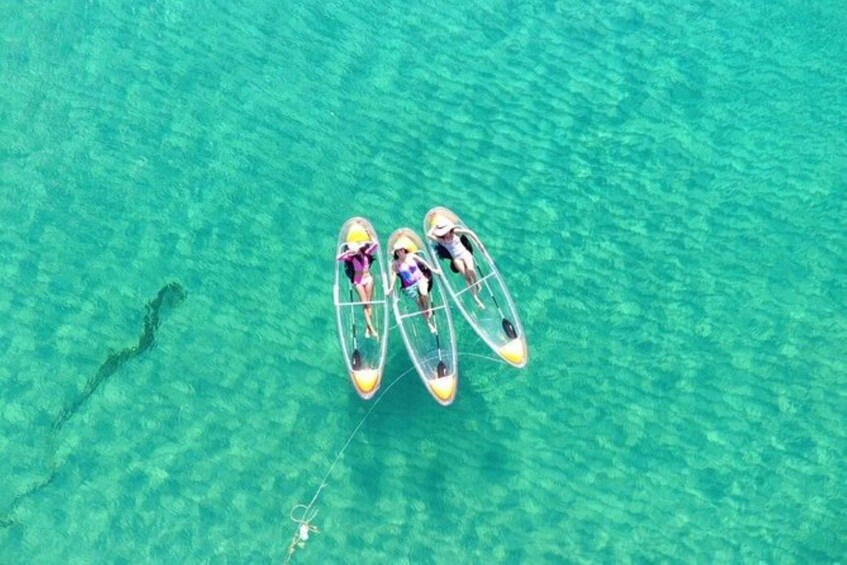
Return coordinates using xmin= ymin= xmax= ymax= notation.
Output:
xmin=386 ymin=228 xmax=459 ymax=406
xmin=333 ymin=217 xmax=389 ymax=399
xmin=423 ymin=207 xmax=527 ymax=368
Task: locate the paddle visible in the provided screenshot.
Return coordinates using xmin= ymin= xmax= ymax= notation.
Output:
xmin=501 ymin=318 xmax=518 ymax=340
xmin=468 ymin=234 xmax=519 ymax=340
xmin=433 ymin=327 xmax=449 ymax=379
xmin=427 ymin=273 xmax=449 ymax=379
xmin=419 ymin=253 xmax=435 ymax=292
xmin=349 ymin=286 xmax=361 ymax=370
xmin=433 ymin=242 xmax=460 ymax=273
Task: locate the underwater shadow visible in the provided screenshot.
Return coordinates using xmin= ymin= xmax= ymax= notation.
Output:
xmin=0 ymin=283 xmax=186 ymax=529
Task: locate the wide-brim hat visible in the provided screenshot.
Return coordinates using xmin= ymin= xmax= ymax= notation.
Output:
xmin=348 ymin=241 xmax=366 ymax=252
xmin=432 ymin=220 xmax=456 ymax=237
xmin=392 ymin=241 xmax=408 ymax=252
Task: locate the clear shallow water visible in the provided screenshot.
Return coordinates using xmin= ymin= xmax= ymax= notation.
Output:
xmin=1 ymin=0 xmax=845 ymax=562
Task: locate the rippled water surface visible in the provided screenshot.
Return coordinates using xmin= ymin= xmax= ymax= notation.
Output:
xmin=1 ymin=0 xmax=845 ymax=561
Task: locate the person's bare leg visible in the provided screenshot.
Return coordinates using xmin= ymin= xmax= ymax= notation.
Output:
xmin=453 ymin=259 xmax=466 ymax=278
xmin=363 ymin=279 xmax=378 ymax=339
xmin=469 ymin=259 xmax=484 ymax=308
xmin=356 ymin=283 xmax=377 ymax=337
xmin=457 ymin=257 xmax=484 ymax=308
xmin=418 ymin=284 xmax=436 ymax=332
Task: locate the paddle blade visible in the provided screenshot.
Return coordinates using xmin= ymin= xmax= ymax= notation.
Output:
xmin=352 ymin=349 xmax=362 ymax=370
xmin=502 ymin=318 xmax=518 ymax=339
xmin=418 ymin=255 xmax=436 ymax=290
xmin=434 ymin=243 xmax=452 ymax=261
xmin=437 ymin=360 xmax=448 ymax=378
xmin=460 ymin=234 xmax=474 ymax=255
xmin=433 ymin=243 xmax=459 ymax=272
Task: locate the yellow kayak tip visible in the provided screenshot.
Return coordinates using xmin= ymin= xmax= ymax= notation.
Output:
xmin=429 ymin=373 xmax=457 ymax=406
xmin=351 ymin=369 xmax=381 ymax=398
xmin=346 ymin=223 xmax=371 ymax=243
xmin=498 ymin=338 xmax=527 ymax=368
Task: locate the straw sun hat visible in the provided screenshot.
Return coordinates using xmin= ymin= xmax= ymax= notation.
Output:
xmin=432 ymin=220 xmax=456 ymax=237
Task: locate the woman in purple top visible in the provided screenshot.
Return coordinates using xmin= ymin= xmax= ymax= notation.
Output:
xmin=386 ymin=241 xmax=442 ymax=333
xmin=336 ymin=240 xmax=380 ymax=338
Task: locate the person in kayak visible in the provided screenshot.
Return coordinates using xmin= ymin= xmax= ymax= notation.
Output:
xmin=336 ymin=240 xmax=380 ymax=338
xmin=386 ymin=242 xmax=442 ymax=333
xmin=426 ymin=220 xmax=485 ymax=309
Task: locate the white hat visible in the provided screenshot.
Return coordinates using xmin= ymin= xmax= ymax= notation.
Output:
xmin=432 ymin=220 xmax=455 ymax=237
xmin=392 ymin=240 xmax=408 ymax=252
xmin=348 ymin=241 xmax=366 ymax=252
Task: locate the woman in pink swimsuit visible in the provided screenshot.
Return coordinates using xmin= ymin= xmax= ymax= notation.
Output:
xmin=337 ymin=240 xmax=380 ymax=338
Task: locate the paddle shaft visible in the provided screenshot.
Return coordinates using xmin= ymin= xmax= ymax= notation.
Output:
xmin=470 ymin=241 xmax=506 ymax=320
xmin=349 ymin=287 xmax=360 ymax=366
xmin=468 ymin=236 xmax=518 ymax=340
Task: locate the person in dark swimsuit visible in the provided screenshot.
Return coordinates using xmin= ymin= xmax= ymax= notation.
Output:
xmin=337 ymin=240 xmax=380 ymax=338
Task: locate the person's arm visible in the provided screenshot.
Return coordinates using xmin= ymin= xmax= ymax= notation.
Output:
xmin=454 ymin=227 xmax=482 ymax=250
xmin=364 ymin=241 xmax=379 ymax=256
xmin=336 ymin=249 xmax=353 ymax=261
xmin=386 ymin=265 xmax=397 ymax=295
xmin=425 ymin=226 xmax=440 ymax=241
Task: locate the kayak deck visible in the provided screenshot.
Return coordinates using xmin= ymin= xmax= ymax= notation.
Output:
xmin=423 ymin=207 xmax=528 ymax=368
xmin=334 ymin=217 xmax=390 ymax=399
xmin=387 ymin=227 xmax=459 ymax=406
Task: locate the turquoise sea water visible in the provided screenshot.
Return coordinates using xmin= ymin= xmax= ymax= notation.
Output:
xmin=2 ymin=0 xmax=846 ymax=562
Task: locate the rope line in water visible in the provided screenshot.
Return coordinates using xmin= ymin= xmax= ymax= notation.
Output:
xmin=284 ymin=351 xmax=503 ymax=561
xmin=285 ymin=365 xmax=415 ymax=562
